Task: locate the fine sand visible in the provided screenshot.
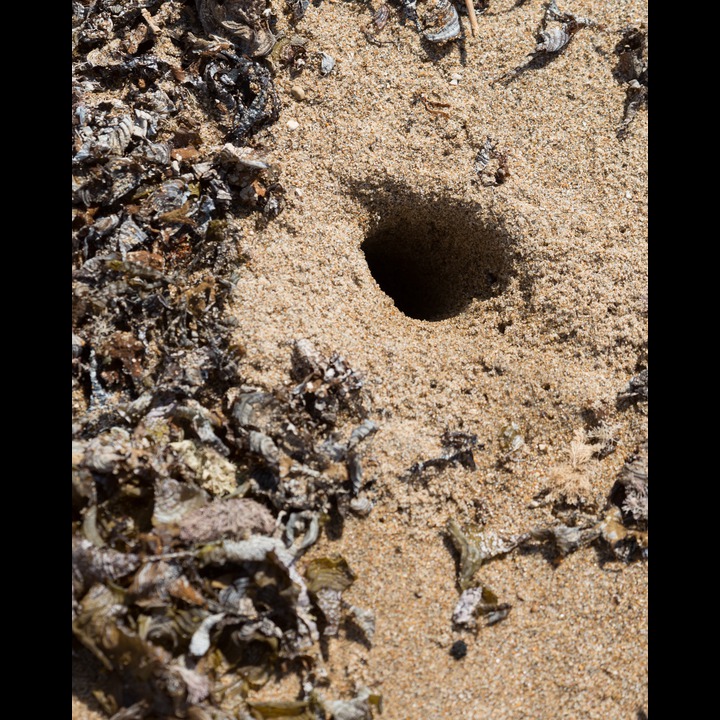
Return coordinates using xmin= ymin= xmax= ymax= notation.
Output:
xmin=73 ymin=1 xmax=648 ymax=717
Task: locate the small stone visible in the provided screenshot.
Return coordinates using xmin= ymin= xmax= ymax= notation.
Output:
xmin=450 ymin=640 xmax=467 ymax=660
xmin=287 ymin=119 xmax=300 ymax=131
xmin=450 ymin=73 xmax=462 ymax=81
xmin=291 ymin=85 xmax=306 ymax=101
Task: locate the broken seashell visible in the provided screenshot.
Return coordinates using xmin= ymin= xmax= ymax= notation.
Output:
xmin=536 ymin=26 xmax=571 ymax=53
xmin=423 ymin=0 xmax=461 ymax=44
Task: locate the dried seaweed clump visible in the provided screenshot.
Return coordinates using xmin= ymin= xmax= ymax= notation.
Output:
xmin=618 ymin=368 xmax=648 ymax=407
xmin=73 ymin=9 xmax=377 ymax=698
xmin=231 ymin=339 xmax=377 ymax=521
xmin=72 ymin=334 xmax=380 ymax=716
xmin=525 ymin=435 xmax=648 ymax=563
xmin=195 ymin=0 xmax=275 ymax=58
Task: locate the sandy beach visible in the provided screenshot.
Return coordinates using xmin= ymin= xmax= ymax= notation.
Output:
xmin=73 ymin=1 xmax=647 ymax=717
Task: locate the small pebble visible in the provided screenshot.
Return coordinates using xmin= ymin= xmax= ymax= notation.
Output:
xmin=291 ymin=85 xmax=306 ymax=101
xmin=287 ymin=119 xmax=300 ymax=131
xmin=450 ymin=640 xmax=467 ymax=660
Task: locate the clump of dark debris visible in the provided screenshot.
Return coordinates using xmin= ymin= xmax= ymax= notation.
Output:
xmin=72 ymin=3 xmax=382 ymax=717
xmin=614 ymin=23 xmax=648 ymax=139
xmin=404 ymin=429 xmax=481 ymax=478
xmin=72 ymin=333 xmax=381 ymax=717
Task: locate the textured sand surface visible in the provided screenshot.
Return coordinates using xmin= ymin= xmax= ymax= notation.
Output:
xmin=73 ymin=1 xmax=647 ymax=717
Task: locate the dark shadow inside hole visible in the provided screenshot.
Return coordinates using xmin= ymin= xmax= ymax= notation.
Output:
xmin=359 ymin=190 xmax=517 ymax=321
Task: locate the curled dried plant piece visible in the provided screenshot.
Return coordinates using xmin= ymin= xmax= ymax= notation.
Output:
xmin=528 ymin=523 xmax=601 ymax=558
xmin=452 ymin=585 xmax=511 ymax=628
xmin=447 ymin=518 xmax=528 ymax=590
xmin=406 ymin=430 xmax=480 ymax=478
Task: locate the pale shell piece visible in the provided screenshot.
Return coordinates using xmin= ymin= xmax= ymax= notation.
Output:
xmin=113 ymin=217 xmax=148 ymax=255
xmin=135 ymin=142 xmax=172 ymax=165
xmin=452 ymin=585 xmax=485 ymax=626
xmin=320 ymin=52 xmax=336 ymax=75
xmin=189 ymin=612 xmax=225 ymax=656
xmin=218 ymin=143 xmax=270 ymax=170
xmin=423 ymin=0 xmax=461 ymax=43
xmin=347 ymin=419 xmax=378 ymax=450
xmin=536 ymin=26 xmax=571 ymax=53
xmin=317 ymin=587 xmax=343 ymax=636
xmin=152 ymin=477 xmax=208 ymax=527
xmin=349 ymin=496 xmax=374 ymax=516
xmin=231 ymin=391 xmax=271 ymax=429
xmin=373 ymin=4 xmax=390 ymax=31
xmin=248 ymin=430 xmax=281 ymax=467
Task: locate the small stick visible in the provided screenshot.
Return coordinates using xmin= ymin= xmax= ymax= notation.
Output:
xmin=465 ymin=0 xmax=479 ymax=37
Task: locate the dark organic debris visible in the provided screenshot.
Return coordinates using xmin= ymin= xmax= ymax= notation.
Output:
xmin=72 ymin=329 xmax=379 ymax=715
xmin=609 ymin=440 xmax=648 ymax=529
xmin=405 ymin=430 xmax=482 ymax=478
xmin=473 ymin=136 xmax=510 ymax=186
xmin=73 ymin=52 xmax=377 ymax=707
xmin=618 ymin=368 xmax=648 ymax=406
xmin=614 ymin=24 xmax=648 ymax=138
xmin=195 ymin=0 xmax=275 ymax=58
xmin=203 ymin=50 xmax=280 ymax=141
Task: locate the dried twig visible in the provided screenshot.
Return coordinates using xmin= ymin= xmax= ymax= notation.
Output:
xmin=465 ymin=0 xmax=479 ymax=37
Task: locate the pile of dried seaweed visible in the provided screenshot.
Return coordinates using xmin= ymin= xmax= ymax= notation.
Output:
xmin=72 ymin=3 xmax=382 ymax=717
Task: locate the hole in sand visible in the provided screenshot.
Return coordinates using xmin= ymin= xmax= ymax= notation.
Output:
xmin=360 ymin=190 xmax=517 ymax=321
